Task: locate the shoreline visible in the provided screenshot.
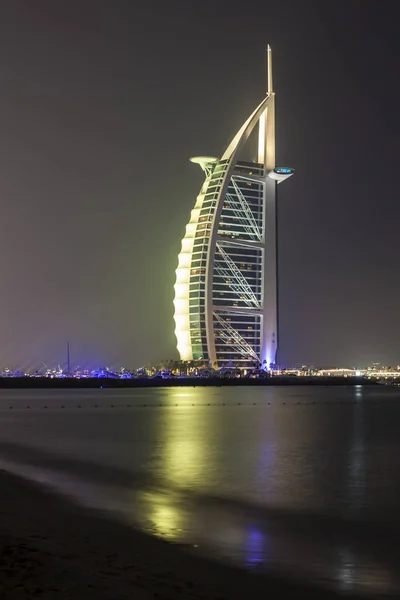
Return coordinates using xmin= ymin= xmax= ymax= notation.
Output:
xmin=0 ymin=469 xmax=368 ymax=599
xmin=0 ymin=375 xmax=379 ymax=389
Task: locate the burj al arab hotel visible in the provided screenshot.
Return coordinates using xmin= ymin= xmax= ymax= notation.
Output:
xmin=173 ymin=47 xmax=294 ymax=369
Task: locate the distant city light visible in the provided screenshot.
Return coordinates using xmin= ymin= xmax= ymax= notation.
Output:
xmin=1 ymin=362 xmax=400 ymax=381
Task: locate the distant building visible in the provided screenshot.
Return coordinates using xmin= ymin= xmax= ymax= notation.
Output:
xmin=173 ymin=47 xmax=294 ymax=369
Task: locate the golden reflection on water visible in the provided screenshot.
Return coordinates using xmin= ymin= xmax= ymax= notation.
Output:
xmin=137 ymin=388 xmax=213 ymax=540
xmin=159 ymin=388 xmax=213 ymax=489
xmin=137 ymin=489 xmax=185 ymax=540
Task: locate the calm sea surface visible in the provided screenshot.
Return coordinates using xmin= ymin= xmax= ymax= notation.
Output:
xmin=0 ymin=385 xmax=400 ymax=596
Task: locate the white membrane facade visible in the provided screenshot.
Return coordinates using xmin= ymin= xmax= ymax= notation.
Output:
xmin=173 ymin=47 xmax=294 ymax=369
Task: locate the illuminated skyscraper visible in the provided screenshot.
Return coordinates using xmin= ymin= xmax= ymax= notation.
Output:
xmin=173 ymin=47 xmax=294 ymax=369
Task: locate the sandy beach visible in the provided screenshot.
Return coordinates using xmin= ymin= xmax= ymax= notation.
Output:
xmin=0 ymin=469 xmax=373 ymax=599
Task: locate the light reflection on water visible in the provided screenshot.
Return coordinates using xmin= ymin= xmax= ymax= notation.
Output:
xmin=1 ymin=385 xmax=400 ymax=595
xmin=244 ymin=525 xmax=266 ymax=568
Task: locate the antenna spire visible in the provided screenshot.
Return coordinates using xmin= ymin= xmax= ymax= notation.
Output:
xmin=267 ymin=44 xmax=273 ymax=94
xmin=67 ymin=341 xmax=70 ymax=377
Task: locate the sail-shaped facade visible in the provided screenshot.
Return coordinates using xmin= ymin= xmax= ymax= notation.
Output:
xmin=173 ymin=47 xmax=293 ymax=369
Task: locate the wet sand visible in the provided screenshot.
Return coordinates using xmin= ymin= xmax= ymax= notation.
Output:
xmin=0 ymin=470 xmax=374 ymax=599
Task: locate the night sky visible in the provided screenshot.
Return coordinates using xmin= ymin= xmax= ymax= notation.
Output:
xmin=0 ymin=0 xmax=398 ymax=370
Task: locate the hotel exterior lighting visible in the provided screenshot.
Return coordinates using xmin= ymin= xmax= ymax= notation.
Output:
xmin=173 ymin=46 xmax=294 ymax=369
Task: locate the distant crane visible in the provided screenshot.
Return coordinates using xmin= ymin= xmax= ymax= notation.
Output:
xmin=67 ymin=341 xmax=71 ymax=377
